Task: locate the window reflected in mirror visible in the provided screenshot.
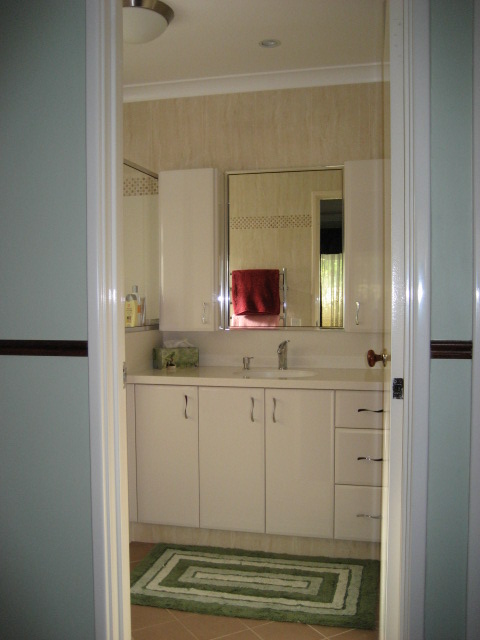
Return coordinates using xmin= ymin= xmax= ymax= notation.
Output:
xmin=318 ymin=199 xmax=344 ymax=328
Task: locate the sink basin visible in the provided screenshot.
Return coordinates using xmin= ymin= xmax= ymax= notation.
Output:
xmin=234 ymin=369 xmax=317 ymax=379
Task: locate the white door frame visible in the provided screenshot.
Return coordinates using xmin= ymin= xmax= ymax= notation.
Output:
xmin=382 ymin=1 xmax=431 ymax=638
xmin=85 ymin=1 xmax=474 ymax=638
xmin=468 ymin=0 xmax=480 ymax=636
xmin=86 ymin=0 xmax=131 ymax=638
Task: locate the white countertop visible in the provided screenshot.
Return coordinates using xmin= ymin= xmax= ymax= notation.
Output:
xmin=126 ymin=366 xmax=385 ymax=390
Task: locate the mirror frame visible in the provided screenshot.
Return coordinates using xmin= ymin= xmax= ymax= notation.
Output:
xmin=223 ymin=165 xmax=344 ymax=330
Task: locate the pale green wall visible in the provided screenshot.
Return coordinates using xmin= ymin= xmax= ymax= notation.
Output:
xmin=0 ymin=359 xmax=94 ymax=639
xmin=426 ymin=362 xmax=471 ymax=639
xmin=426 ymin=1 xmax=473 ymax=638
xmin=0 ymin=2 xmax=94 ymax=638
xmin=0 ymin=1 xmax=88 ymax=340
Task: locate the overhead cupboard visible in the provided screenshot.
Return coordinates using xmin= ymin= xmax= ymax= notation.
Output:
xmin=156 ymin=160 xmax=383 ymax=332
xmin=158 ymin=168 xmax=222 ymax=331
xmin=127 ymin=372 xmax=384 ymax=543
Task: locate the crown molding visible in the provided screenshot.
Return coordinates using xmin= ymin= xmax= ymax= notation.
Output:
xmin=123 ymin=62 xmax=386 ymax=103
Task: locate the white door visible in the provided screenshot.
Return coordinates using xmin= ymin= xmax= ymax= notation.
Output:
xmin=379 ymin=1 xmax=430 ymax=638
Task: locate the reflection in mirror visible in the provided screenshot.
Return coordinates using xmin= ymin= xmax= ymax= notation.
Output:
xmin=226 ymin=168 xmax=343 ymax=329
xmin=315 ymin=198 xmax=344 ymax=328
xmin=123 ymin=160 xmax=159 ymax=326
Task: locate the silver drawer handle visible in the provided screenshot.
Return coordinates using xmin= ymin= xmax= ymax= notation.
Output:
xmin=355 ymin=301 xmax=360 ymax=325
xmin=357 ymin=456 xmax=383 ymax=462
xmin=358 ymin=408 xmax=384 ymax=413
xmin=250 ymin=397 xmax=255 ymax=422
xmin=272 ymin=397 xmax=277 ymax=423
xmin=184 ymin=394 xmax=188 ymax=419
xmin=356 ymin=514 xmax=382 ymax=519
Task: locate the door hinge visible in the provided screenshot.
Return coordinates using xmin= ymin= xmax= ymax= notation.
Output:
xmin=123 ymin=361 xmax=127 ymax=387
xmin=392 ymin=378 xmax=404 ymax=399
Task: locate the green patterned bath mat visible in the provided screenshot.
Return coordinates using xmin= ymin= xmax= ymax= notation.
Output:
xmin=130 ymin=543 xmax=380 ymax=629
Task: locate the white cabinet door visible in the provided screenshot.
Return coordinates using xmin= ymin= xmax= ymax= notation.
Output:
xmin=344 ymin=160 xmax=384 ymax=332
xmin=159 ymin=168 xmax=221 ymax=331
xmin=135 ymin=385 xmax=199 ymax=527
xmin=126 ymin=384 xmax=138 ymax=522
xmin=265 ymin=389 xmax=334 ymax=538
xmin=199 ymin=387 xmax=265 ymax=532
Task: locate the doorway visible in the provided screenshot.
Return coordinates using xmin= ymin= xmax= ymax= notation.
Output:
xmin=86 ymin=1 xmax=424 ymax=639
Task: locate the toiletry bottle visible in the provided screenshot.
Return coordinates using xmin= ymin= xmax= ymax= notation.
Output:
xmin=135 ymin=289 xmax=145 ymax=326
xmin=125 ymin=285 xmax=138 ymax=327
xmin=137 ymin=295 xmax=146 ymax=326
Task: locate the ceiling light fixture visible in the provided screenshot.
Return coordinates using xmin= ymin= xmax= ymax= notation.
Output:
xmin=259 ymin=39 xmax=281 ymax=48
xmin=123 ymin=0 xmax=174 ymax=44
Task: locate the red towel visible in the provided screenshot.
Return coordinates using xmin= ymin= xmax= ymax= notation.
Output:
xmin=232 ymin=269 xmax=280 ymax=315
xmin=231 ymin=314 xmax=280 ymax=327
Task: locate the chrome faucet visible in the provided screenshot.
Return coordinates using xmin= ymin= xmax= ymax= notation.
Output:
xmin=277 ymin=340 xmax=289 ymax=370
xmin=243 ymin=356 xmax=253 ymax=370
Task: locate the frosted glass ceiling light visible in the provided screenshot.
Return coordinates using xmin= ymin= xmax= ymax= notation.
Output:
xmin=123 ymin=0 xmax=174 ymax=44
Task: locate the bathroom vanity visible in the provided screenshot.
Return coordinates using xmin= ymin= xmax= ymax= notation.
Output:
xmin=126 ymin=367 xmax=385 ymax=547
xmin=124 ymin=158 xmax=387 ymax=553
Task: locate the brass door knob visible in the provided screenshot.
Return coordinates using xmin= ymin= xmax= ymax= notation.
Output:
xmin=367 ymin=349 xmax=389 ymax=368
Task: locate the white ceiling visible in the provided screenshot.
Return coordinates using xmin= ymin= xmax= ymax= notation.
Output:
xmin=123 ymin=0 xmax=387 ymax=102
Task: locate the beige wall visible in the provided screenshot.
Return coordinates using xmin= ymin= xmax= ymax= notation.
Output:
xmin=123 ymin=83 xmax=386 ymax=370
xmin=123 ymin=83 xmax=384 ymax=173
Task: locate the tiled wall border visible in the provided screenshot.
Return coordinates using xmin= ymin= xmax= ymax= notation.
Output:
xmin=123 ymin=175 xmax=158 ymax=196
xmin=230 ymin=214 xmax=312 ymax=230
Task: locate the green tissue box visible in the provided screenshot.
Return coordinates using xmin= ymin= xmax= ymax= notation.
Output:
xmin=153 ymin=347 xmax=199 ymax=369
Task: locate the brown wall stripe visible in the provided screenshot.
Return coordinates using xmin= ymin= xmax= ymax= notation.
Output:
xmin=1 ymin=339 xmax=471 ymax=360
xmin=430 ymin=340 xmax=472 ymax=359
xmin=0 ymin=340 xmax=88 ymax=357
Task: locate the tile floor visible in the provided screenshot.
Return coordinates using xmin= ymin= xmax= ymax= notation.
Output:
xmin=130 ymin=542 xmax=379 ymax=640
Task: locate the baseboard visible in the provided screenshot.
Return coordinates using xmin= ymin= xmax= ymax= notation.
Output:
xmin=129 ymin=521 xmax=380 ymax=560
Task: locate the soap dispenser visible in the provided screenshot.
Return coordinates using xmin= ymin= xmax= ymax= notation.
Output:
xmin=125 ymin=285 xmax=139 ymax=328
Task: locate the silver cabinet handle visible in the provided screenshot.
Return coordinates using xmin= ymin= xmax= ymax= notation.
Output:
xmin=356 ymin=514 xmax=382 ymax=520
xmin=358 ymin=408 xmax=384 ymax=413
xmin=202 ymin=302 xmax=207 ymax=324
xmin=184 ymin=394 xmax=188 ymax=419
xmin=243 ymin=356 xmax=253 ymax=370
xmin=355 ymin=301 xmax=360 ymax=325
xmin=250 ymin=397 xmax=255 ymax=422
xmin=357 ymin=456 xmax=383 ymax=462
xmin=272 ymin=397 xmax=277 ymax=423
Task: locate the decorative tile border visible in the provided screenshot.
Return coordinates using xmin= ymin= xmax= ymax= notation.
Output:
xmin=230 ymin=214 xmax=311 ymax=230
xmin=124 ymin=175 xmax=158 ymax=197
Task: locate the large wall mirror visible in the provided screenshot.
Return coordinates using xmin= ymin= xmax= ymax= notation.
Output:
xmin=226 ymin=167 xmax=344 ymax=329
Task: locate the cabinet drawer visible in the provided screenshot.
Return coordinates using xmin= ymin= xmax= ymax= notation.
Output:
xmin=335 ymin=429 xmax=383 ymax=486
xmin=335 ymin=391 xmax=383 ymax=429
xmin=334 ymin=485 xmax=382 ymax=542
